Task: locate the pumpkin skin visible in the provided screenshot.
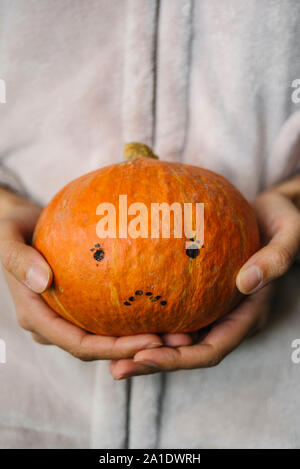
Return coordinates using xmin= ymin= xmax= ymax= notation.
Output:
xmin=33 ymin=143 xmax=260 ymax=336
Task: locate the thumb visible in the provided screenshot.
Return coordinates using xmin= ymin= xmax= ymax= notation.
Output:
xmin=0 ymin=222 xmax=52 ymax=293
xmin=236 ymin=192 xmax=300 ymax=294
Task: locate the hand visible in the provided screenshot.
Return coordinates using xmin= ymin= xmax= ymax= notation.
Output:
xmin=109 ymin=285 xmax=273 ymax=378
xmin=236 ymin=177 xmax=300 ymax=294
xmin=110 ymin=175 xmax=300 ymax=379
xmin=0 ymin=188 xmax=192 ymax=360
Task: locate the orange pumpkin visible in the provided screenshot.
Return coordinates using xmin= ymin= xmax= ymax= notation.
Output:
xmin=33 ymin=143 xmax=260 ymax=336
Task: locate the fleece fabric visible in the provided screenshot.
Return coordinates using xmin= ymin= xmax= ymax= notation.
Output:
xmin=0 ymin=0 xmax=299 ymax=448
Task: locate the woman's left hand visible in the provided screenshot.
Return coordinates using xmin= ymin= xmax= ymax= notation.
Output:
xmin=110 ymin=175 xmax=300 ymax=379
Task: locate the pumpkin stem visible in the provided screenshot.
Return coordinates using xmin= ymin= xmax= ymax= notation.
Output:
xmin=124 ymin=142 xmax=159 ymax=160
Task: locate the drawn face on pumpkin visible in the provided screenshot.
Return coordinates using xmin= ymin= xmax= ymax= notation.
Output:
xmin=33 ymin=143 xmax=259 ymax=336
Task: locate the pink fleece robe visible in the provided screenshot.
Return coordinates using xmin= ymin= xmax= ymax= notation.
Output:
xmin=0 ymin=0 xmax=299 ymax=449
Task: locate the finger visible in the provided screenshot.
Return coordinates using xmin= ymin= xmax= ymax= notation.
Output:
xmin=9 ymin=275 xmax=163 ymax=360
xmin=236 ymin=192 xmax=300 ymax=294
xmin=276 ymin=174 xmax=300 ymax=208
xmin=161 ymin=333 xmax=195 ymax=347
xmin=110 ymin=333 xmax=197 ymax=379
xmin=110 ymin=359 xmax=159 ymax=380
xmin=110 ymin=333 xmax=199 ymax=379
xmin=0 ymin=219 xmax=52 ymax=293
xmin=28 ymin=299 xmax=164 ymax=360
xmin=26 ymin=297 xmax=163 ymax=360
xmin=132 ymin=287 xmax=270 ymax=372
xmin=31 ymin=332 xmax=52 ymax=345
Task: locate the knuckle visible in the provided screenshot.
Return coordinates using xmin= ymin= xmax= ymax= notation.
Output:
xmin=249 ymin=316 xmax=268 ymax=338
xmin=257 ymin=312 xmax=269 ymax=331
xmin=31 ymin=334 xmax=41 ymax=343
xmin=272 ymin=246 xmax=294 ymax=275
xmin=31 ymin=333 xmax=47 ymax=345
xmin=17 ymin=315 xmax=32 ymax=332
xmin=167 ymin=349 xmax=180 ymax=369
xmin=207 ymin=349 xmax=223 ymax=367
xmin=70 ymin=347 xmax=92 ymax=362
xmin=1 ymin=243 xmax=21 ymax=274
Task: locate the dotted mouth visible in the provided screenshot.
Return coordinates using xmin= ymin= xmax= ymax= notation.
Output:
xmin=123 ymin=290 xmax=167 ymax=307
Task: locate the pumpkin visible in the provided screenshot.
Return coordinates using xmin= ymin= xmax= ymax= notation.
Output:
xmin=33 ymin=143 xmax=260 ymax=336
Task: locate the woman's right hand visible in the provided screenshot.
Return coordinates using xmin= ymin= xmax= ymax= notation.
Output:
xmin=0 ymin=187 xmax=169 ymax=364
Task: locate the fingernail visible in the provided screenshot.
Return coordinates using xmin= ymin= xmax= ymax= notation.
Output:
xmin=25 ymin=264 xmax=50 ymax=293
xmin=114 ymin=374 xmax=127 ymax=380
xmin=145 ymin=342 xmax=162 ymax=349
xmin=237 ymin=264 xmax=263 ymax=294
xmin=133 ymin=359 xmax=160 ymax=369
